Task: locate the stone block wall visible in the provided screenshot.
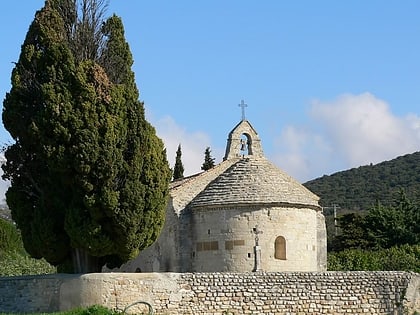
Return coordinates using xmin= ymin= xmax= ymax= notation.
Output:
xmin=0 ymin=272 xmax=419 ymax=314
xmin=180 ymin=272 xmax=419 ymax=314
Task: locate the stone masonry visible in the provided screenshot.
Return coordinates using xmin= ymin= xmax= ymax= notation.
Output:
xmin=0 ymin=272 xmax=419 ymax=314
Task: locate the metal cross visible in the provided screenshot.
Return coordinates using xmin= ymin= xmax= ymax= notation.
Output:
xmin=238 ymin=100 xmax=248 ymax=121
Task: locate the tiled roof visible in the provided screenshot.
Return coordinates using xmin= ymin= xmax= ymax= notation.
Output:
xmin=189 ymin=156 xmax=320 ymax=209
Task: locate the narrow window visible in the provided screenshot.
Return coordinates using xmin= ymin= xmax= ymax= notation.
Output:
xmin=274 ymin=236 xmax=286 ymax=260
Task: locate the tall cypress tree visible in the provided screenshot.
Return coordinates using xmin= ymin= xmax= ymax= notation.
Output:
xmin=2 ymin=0 xmax=171 ymax=273
xmin=173 ymin=144 xmax=184 ymax=180
xmin=2 ymin=1 xmax=77 ymax=267
xmin=201 ymin=146 xmax=216 ymax=171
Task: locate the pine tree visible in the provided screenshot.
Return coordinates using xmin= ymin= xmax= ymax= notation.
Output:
xmin=2 ymin=0 xmax=171 ymax=273
xmin=201 ymin=147 xmax=216 ymax=171
xmin=173 ymin=144 xmax=184 ymax=180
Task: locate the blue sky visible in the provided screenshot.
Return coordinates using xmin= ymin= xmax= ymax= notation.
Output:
xmin=1 ymin=1 xmax=420 ymax=198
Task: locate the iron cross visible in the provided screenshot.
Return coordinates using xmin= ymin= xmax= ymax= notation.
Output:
xmin=238 ymin=100 xmax=248 ymax=121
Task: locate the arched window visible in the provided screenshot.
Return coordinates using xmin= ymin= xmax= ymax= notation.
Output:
xmin=274 ymin=236 xmax=286 ymax=260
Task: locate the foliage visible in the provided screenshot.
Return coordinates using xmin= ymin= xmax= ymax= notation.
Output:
xmin=0 ymin=218 xmax=55 ymax=276
xmin=304 ymin=151 xmax=420 ymax=211
xmin=0 ymin=305 xmax=120 ymax=315
xmin=0 ymin=218 xmax=23 ymax=254
xmin=331 ymin=212 xmax=371 ymax=251
xmin=330 ymin=191 xmax=419 ymax=252
xmin=201 ymin=146 xmax=215 ymax=171
xmin=328 ymin=244 xmax=420 ymax=272
xmin=65 ymin=305 xmax=120 ymax=315
xmin=173 ymin=144 xmax=184 ymax=180
xmin=0 ymin=251 xmax=56 ymax=276
xmin=365 ymin=191 xmax=420 ymax=248
xmin=2 ymin=1 xmax=171 ymax=273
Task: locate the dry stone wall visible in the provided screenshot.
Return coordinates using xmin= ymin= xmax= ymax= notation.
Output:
xmin=0 ymin=272 xmax=419 ymax=314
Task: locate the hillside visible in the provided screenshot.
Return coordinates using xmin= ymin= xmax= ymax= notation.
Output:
xmin=303 ymin=151 xmax=420 ymax=211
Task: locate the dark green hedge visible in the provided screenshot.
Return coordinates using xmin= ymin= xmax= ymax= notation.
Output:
xmin=328 ymin=244 xmax=420 ymax=272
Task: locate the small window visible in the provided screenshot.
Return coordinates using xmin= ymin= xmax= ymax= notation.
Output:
xmin=274 ymin=236 xmax=286 ymax=260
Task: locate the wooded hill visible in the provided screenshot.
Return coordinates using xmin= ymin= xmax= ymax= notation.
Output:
xmin=303 ymin=151 xmax=420 ymax=211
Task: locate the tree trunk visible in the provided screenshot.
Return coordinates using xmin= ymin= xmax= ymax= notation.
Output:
xmin=71 ymin=248 xmax=102 ymax=273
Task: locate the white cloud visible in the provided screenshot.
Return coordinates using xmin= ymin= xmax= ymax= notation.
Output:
xmin=271 ymin=93 xmax=420 ymax=182
xmin=152 ymin=115 xmax=222 ymax=177
xmin=310 ymin=93 xmax=420 ymax=167
xmin=271 ymin=125 xmax=336 ymax=182
xmin=406 ymin=113 xmax=420 ymax=138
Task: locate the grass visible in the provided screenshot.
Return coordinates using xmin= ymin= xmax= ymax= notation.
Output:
xmin=0 ymin=305 xmax=121 ymax=315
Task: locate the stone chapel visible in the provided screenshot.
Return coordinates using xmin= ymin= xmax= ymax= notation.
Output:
xmin=122 ymin=115 xmax=327 ymax=272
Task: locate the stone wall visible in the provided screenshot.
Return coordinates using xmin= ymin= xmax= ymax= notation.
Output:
xmin=0 ymin=272 xmax=419 ymax=314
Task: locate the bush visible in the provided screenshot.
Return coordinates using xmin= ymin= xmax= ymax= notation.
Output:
xmin=0 ymin=305 xmax=119 ymax=315
xmin=328 ymin=244 xmax=420 ymax=272
xmin=0 ymin=251 xmax=56 ymax=276
xmin=0 ymin=217 xmax=56 ymax=276
xmin=0 ymin=218 xmax=24 ymax=254
xmin=64 ymin=305 xmax=120 ymax=315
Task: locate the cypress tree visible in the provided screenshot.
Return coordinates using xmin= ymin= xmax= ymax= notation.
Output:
xmin=201 ymin=146 xmax=216 ymax=171
xmin=2 ymin=1 xmax=76 ymax=267
xmin=2 ymin=0 xmax=171 ymax=273
xmin=173 ymin=144 xmax=184 ymax=180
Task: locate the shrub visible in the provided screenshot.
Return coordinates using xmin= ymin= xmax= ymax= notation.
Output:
xmin=0 ymin=217 xmax=56 ymax=276
xmin=0 ymin=218 xmax=23 ymax=254
xmin=328 ymin=244 xmax=420 ymax=272
xmin=0 ymin=251 xmax=56 ymax=276
xmin=0 ymin=305 xmax=119 ymax=315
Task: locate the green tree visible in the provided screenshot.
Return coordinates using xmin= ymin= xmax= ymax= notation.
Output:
xmin=2 ymin=0 xmax=171 ymax=273
xmin=201 ymin=146 xmax=215 ymax=171
xmin=331 ymin=213 xmax=372 ymax=251
xmin=331 ymin=191 xmax=419 ymax=252
xmin=173 ymin=144 xmax=184 ymax=180
xmin=365 ymin=191 xmax=419 ymax=249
